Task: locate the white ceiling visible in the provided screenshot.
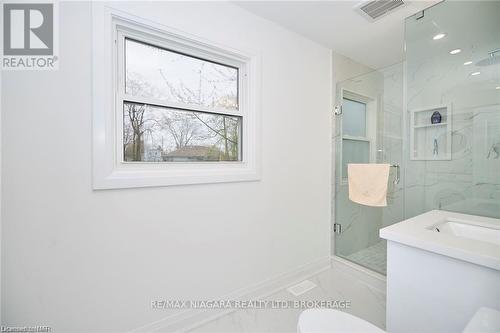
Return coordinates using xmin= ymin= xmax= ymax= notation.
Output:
xmin=235 ymin=0 xmax=440 ymax=69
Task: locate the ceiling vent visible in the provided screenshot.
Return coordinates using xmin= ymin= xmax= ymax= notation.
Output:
xmin=355 ymin=0 xmax=406 ymax=21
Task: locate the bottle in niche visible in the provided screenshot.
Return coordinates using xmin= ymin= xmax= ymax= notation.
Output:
xmin=431 ymin=110 xmax=442 ymax=124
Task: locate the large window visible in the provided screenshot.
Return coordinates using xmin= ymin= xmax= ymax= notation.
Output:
xmin=122 ymin=38 xmax=242 ymax=163
xmin=92 ymin=8 xmax=260 ymax=189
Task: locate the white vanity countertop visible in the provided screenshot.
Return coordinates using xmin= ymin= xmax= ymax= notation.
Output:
xmin=380 ymin=210 xmax=500 ymax=270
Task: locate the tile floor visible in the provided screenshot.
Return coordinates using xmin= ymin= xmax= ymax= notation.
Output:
xmin=346 ymin=241 xmax=387 ymax=275
xmin=187 ymin=265 xmax=386 ymax=333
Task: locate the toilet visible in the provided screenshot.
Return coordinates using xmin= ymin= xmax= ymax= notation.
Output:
xmin=297 ymin=309 xmax=385 ymax=333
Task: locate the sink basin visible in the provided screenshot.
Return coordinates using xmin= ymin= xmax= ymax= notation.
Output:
xmin=380 ymin=210 xmax=500 ymax=270
xmin=430 ymin=218 xmax=500 ymax=246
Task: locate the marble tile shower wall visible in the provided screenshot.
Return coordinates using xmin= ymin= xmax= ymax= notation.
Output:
xmin=405 ymin=56 xmax=500 ymax=219
xmin=472 ymin=109 xmax=500 ymax=206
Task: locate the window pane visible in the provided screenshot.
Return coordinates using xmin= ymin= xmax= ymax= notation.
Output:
xmin=123 ymin=102 xmax=241 ymax=162
xmin=342 ymin=139 xmax=370 ymax=177
xmin=343 ymin=98 xmax=366 ymax=137
xmin=125 ymin=39 xmax=238 ymax=111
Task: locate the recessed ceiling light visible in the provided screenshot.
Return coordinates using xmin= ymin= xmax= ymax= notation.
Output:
xmin=433 ymin=33 xmax=446 ymax=40
xmin=449 ymin=49 xmax=462 ymax=55
xmin=463 ymin=61 xmax=473 ymax=65
xmin=496 ymin=86 xmax=500 ymax=90
xmin=470 ymin=71 xmax=481 ymax=76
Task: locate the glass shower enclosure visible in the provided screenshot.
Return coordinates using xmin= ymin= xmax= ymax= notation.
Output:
xmin=333 ymin=64 xmax=404 ymax=275
xmin=333 ymin=0 xmax=500 ymax=276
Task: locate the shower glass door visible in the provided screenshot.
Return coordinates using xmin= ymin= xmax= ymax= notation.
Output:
xmin=404 ymin=0 xmax=500 ymax=220
xmin=333 ymin=64 xmax=404 ymax=275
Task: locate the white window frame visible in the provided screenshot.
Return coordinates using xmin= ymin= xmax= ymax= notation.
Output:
xmin=92 ymin=5 xmax=261 ymax=189
xmin=340 ymin=89 xmax=377 ymax=184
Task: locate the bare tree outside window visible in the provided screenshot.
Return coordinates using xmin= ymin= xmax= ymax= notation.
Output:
xmin=123 ymin=102 xmax=240 ymax=162
xmin=123 ymin=38 xmax=241 ymax=162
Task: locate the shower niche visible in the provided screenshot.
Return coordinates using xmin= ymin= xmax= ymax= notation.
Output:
xmin=410 ymin=105 xmax=452 ymax=160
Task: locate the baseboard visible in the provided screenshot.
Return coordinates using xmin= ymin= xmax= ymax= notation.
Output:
xmin=131 ymin=256 xmax=331 ymax=333
xmin=331 ymin=256 xmax=386 ymax=294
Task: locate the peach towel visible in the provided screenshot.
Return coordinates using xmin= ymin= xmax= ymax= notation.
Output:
xmin=348 ymin=163 xmax=390 ymax=207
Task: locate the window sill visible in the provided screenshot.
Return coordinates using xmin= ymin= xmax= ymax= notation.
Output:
xmin=93 ymin=162 xmax=260 ymax=189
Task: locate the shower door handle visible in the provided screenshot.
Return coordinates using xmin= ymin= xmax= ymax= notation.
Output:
xmin=391 ymin=164 xmax=400 ymax=185
xmin=334 ymin=105 xmax=342 ymax=115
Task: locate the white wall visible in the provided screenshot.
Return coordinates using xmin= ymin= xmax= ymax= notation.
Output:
xmin=1 ymin=2 xmax=331 ymax=331
xmin=332 ymin=52 xmax=373 ymax=86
